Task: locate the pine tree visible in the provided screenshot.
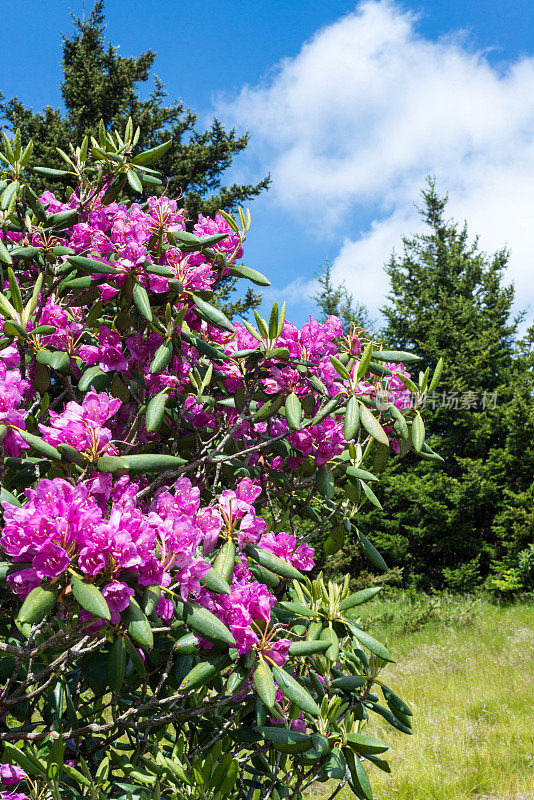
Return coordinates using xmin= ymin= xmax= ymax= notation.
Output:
xmin=326 ymin=181 xmax=533 ymax=591
xmin=313 ymin=260 xmax=372 ymax=333
xmin=0 ymin=1 xmax=269 ymax=315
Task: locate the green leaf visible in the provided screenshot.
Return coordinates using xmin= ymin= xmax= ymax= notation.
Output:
xmin=344 ymin=396 xmax=360 ymax=441
xmin=191 ymin=293 xmax=234 ymax=333
xmin=212 ymin=540 xmax=236 ymax=583
xmin=323 ymin=525 xmax=345 ymax=556
xmin=107 ymin=637 xmax=126 ymax=691
xmin=372 ymin=349 xmax=421 ymax=364
xmin=254 ymin=658 xmax=276 ymax=708
xmin=272 ymin=665 xmax=320 ymax=715
xmin=279 ymin=601 xmax=317 ymax=618
xmin=200 ymin=567 xmax=231 ymax=595
xmin=428 ymin=356 xmax=444 ymax=393
xmin=228 ymin=264 xmax=270 ymax=286
xmin=288 ymin=640 xmax=331 ymax=657
xmin=174 ymin=632 xmax=200 ymax=654
xmin=342 ymin=620 xmax=393 ymax=662
xmin=2 ymin=743 xmax=46 ymax=778
xmin=18 ymin=430 xmax=61 ymax=461
xmin=174 ymin=598 xmax=236 ymax=646
xmin=67 ymin=255 xmax=119 ymax=275
xmin=320 ymin=626 xmax=339 ymax=662
xmin=122 ymin=597 xmax=154 ymax=649
xmin=331 ymin=675 xmax=367 ymax=691
xmin=145 ymin=390 xmax=167 ymax=432
xmin=356 ymin=341 xmax=374 ymax=380
xmin=343 ymin=464 xmax=378 ymax=482
xmin=357 ymin=530 xmax=388 ymax=571
xmin=310 ymin=394 xmax=342 ymax=426
xmin=346 ymin=733 xmax=388 ymax=754
xmin=180 ymin=653 xmax=232 ymax=690
xmin=71 ymin=575 xmax=111 ymax=620
xmin=329 ymin=354 xmax=351 ymax=380
xmin=149 ymin=341 xmax=173 ymax=374
xmin=253 ymin=395 xmax=284 ymax=422
xmin=324 ymin=747 xmax=346 ymax=779
xmin=388 ymin=403 xmax=408 ymax=439
xmin=258 ymin=727 xmax=312 ymax=754
xmin=96 ymin=455 xmax=130 ymax=474
xmin=245 ymin=544 xmax=304 ymax=581
xmin=0 ymin=238 xmax=12 ymax=265
xmin=316 ymin=465 xmax=334 ymax=499
xmin=133 ymin=282 xmax=153 ymax=322
xmin=121 ymin=453 xmax=186 ymax=472
xmin=360 ymin=480 xmax=383 ymax=511
xmin=369 ymin=702 xmax=412 ymax=734
xmin=126 ymin=168 xmax=143 ymax=194
xmin=381 ymin=684 xmax=413 ymax=717
xmin=285 ymin=392 xmax=302 ymax=430
xmin=132 ymin=139 xmax=172 ymax=166
xmin=18 ymin=585 xmax=57 ymax=624
xmin=57 ymin=443 xmax=88 ymax=467
xmin=78 ymin=365 xmax=111 ymax=393
xmin=339 ymin=587 xmax=382 ymax=612
xmin=412 ymin=412 xmax=425 ymax=452
xmin=359 ymin=402 xmax=389 ymax=447
xmin=346 ymin=749 xmax=373 ymax=800
xmin=141 ymin=585 xmax=161 ymax=616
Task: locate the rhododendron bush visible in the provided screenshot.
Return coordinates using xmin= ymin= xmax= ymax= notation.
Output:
xmin=0 ymin=122 xmax=443 ymax=800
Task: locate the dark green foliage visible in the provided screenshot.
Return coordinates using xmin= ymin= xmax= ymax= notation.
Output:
xmin=321 ymin=180 xmax=534 ymax=591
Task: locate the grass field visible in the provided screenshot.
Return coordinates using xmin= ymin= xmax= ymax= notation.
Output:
xmin=313 ymin=594 xmax=534 ymax=800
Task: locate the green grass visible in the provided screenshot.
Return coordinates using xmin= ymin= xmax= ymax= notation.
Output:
xmin=314 ymin=595 xmax=534 ymax=800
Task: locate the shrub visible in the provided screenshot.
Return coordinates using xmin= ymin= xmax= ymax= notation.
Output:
xmin=0 ymin=121 xmax=442 ymax=800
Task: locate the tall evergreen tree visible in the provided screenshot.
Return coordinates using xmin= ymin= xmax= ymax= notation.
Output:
xmin=0 ymin=1 xmax=269 ymax=315
xmin=313 ymin=260 xmax=372 ymax=333
xmin=321 ymin=181 xmax=533 ymax=591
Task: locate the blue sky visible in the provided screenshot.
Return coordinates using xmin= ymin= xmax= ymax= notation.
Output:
xmin=3 ymin=1 xmax=534 ymax=327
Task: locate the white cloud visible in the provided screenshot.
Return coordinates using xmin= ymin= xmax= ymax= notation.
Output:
xmin=217 ymin=0 xmax=534 ymax=319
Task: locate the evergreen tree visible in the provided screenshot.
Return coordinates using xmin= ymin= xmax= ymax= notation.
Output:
xmin=313 ymin=260 xmax=372 ymax=333
xmin=322 ymin=181 xmax=533 ymax=591
xmin=0 ymin=0 xmax=269 ymax=316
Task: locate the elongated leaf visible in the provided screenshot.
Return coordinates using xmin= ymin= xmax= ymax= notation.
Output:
xmin=360 ymin=480 xmax=383 ymax=510
xmin=332 ymin=675 xmax=367 ymax=691
xmin=132 ymin=282 xmax=153 ymax=321
xmin=132 ymin=139 xmax=172 ymax=166
xmin=68 ymin=255 xmax=119 ymax=275
xmin=356 ymin=341 xmax=373 ymax=380
xmin=200 ymin=568 xmax=231 ymax=595
xmin=149 ymin=340 xmax=173 ymax=374
xmin=174 ymin=598 xmax=236 ymax=646
xmin=272 ymin=665 xmax=319 ymax=715
xmin=191 ymin=293 xmax=234 ymax=333
xmin=145 ymin=390 xmax=167 ymax=433
xmin=388 ymin=403 xmax=408 ymax=439
xmin=228 ymin=264 xmax=270 ymax=286
xmin=372 ymin=349 xmax=421 ymax=364
xmin=258 ymin=727 xmax=312 ymax=754
xmin=35 ymin=349 xmax=70 ymax=372
xmin=285 ymin=392 xmax=302 ymax=430
xmin=359 ymin=403 xmax=389 ymax=446
xmin=71 ymin=575 xmax=111 ymax=620
xmin=346 ymin=733 xmax=388 ymax=754
xmin=339 ymin=586 xmax=382 ymax=612
xmin=346 ymin=749 xmax=373 ymax=800
xmin=0 ymin=239 xmax=12 ymax=265
xmin=344 ymin=396 xmax=360 ymax=441
xmin=78 ymin=366 xmax=111 ymax=393
xmin=212 ymin=540 xmax=236 ymax=584
xmin=18 ymin=585 xmax=57 ymax=624
xmin=126 ymin=168 xmax=143 ymax=194
xmin=254 ymin=658 xmax=276 ymax=708
xmin=344 ymin=465 xmax=378 ymax=482
xmin=245 ymin=544 xmax=304 ymax=581
xmin=289 ymin=640 xmax=331 ymax=657
xmin=412 ymin=413 xmax=425 ymax=452
xmin=18 ymin=430 xmax=61 ymax=461
xmin=324 ymin=747 xmax=346 ymax=779
xmin=122 ymin=597 xmax=153 ymax=649
xmin=107 ymin=637 xmax=126 ymax=691
xmin=342 ymin=620 xmax=393 ymax=662
xmin=316 ymin=465 xmax=334 ymax=499
xmin=357 ymin=530 xmax=388 ymax=571
xmin=121 ymin=453 xmax=186 ymax=472
xmin=369 ymin=702 xmax=412 ymax=734
xmin=96 ymin=455 xmax=130 ymax=474
xmin=180 ymin=654 xmax=232 ymax=690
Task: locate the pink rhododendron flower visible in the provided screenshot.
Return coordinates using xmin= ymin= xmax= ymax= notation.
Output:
xmin=0 ymin=764 xmax=27 ymax=786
